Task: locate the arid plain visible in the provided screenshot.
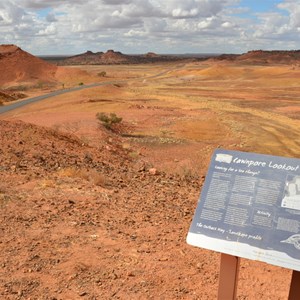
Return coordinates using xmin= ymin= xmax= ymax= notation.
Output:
xmin=1 ymin=47 xmax=300 ymax=299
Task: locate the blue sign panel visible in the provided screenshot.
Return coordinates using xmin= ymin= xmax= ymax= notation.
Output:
xmin=187 ymin=149 xmax=300 ymax=271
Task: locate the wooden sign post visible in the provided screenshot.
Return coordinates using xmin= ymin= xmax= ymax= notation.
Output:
xmin=218 ymin=255 xmax=300 ymax=300
xmin=218 ymin=254 xmax=240 ymax=300
xmin=187 ymin=149 xmax=300 ymax=299
xmin=288 ymin=270 xmax=300 ymax=300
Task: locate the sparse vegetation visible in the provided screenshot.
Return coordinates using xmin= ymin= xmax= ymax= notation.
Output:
xmin=98 ymin=71 xmax=107 ymax=77
xmin=79 ymin=82 xmax=84 ymax=86
xmin=8 ymin=85 xmax=28 ymax=92
xmin=96 ymin=112 xmax=122 ymax=130
xmin=58 ymin=167 xmax=107 ymax=187
xmin=0 ymin=90 xmax=27 ymax=103
xmin=37 ymin=81 xmax=44 ymax=89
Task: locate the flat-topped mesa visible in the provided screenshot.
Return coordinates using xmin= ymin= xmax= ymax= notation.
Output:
xmin=60 ymin=49 xmax=192 ymax=65
xmin=237 ymin=49 xmax=300 ymax=64
xmin=102 ymin=49 xmax=124 ymax=57
xmin=0 ymin=44 xmax=20 ymax=54
xmin=212 ymin=49 xmax=300 ymax=64
xmin=144 ymin=52 xmax=160 ymax=58
xmin=101 ymin=50 xmax=127 ymax=63
xmin=247 ymin=49 xmax=300 ymax=55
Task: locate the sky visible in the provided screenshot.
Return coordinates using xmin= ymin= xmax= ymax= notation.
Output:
xmin=0 ymin=0 xmax=300 ymax=55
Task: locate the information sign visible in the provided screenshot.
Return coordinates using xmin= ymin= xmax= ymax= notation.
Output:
xmin=187 ymin=149 xmax=300 ymax=271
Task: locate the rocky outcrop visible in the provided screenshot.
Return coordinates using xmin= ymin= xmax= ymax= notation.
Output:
xmin=0 ymin=44 xmax=58 ymax=87
xmin=60 ymin=49 xmax=191 ymax=65
xmin=213 ymin=50 xmax=300 ymax=65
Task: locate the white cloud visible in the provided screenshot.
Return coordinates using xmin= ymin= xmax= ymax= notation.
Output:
xmin=46 ymin=12 xmax=57 ymax=22
xmin=0 ymin=0 xmax=300 ymax=55
xmin=253 ymin=12 xmax=287 ymax=37
xmin=249 ymin=0 xmax=300 ymax=47
xmin=121 ymin=1 xmax=162 ymax=18
xmin=172 ymin=7 xmax=199 ymax=18
xmin=124 ymin=29 xmax=145 ymax=37
xmin=0 ymin=1 xmax=25 ymax=26
xmin=145 ymin=18 xmax=167 ymax=33
xmin=21 ymin=0 xmax=85 ymax=9
xmin=221 ymin=21 xmax=233 ymax=28
xmin=198 ymin=17 xmax=216 ymax=29
xmin=155 ymin=0 xmax=225 ymax=19
xmin=38 ymin=23 xmax=56 ymax=35
xmin=278 ymin=1 xmax=300 ymax=28
xmin=101 ymin=0 xmax=132 ymax=5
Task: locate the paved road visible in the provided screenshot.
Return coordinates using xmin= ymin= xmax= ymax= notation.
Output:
xmin=0 ymin=81 xmax=119 ymax=114
xmin=0 ymin=63 xmax=186 ymax=115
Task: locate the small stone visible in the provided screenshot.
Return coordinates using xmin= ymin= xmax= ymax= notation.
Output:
xmin=196 ymin=262 xmax=203 ymax=269
xmin=149 ymin=168 xmax=158 ymax=175
xmin=159 ymin=257 xmax=169 ymax=261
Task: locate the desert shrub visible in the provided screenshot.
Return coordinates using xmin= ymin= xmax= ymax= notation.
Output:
xmin=36 ymin=81 xmax=44 ymax=89
xmin=0 ymin=100 xmax=3 ymax=106
xmin=98 ymin=71 xmax=106 ymax=77
xmin=96 ymin=112 xmax=122 ymax=130
xmin=9 ymin=85 xmax=28 ymax=92
xmin=78 ymin=82 xmax=84 ymax=86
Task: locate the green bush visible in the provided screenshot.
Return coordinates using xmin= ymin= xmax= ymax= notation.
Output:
xmin=96 ymin=112 xmax=122 ymax=130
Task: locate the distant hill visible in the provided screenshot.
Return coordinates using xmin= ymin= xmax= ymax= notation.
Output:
xmin=237 ymin=50 xmax=300 ymax=64
xmin=214 ymin=50 xmax=300 ymax=65
xmin=59 ymin=49 xmax=198 ymax=65
xmin=0 ymin=44 xmax=101 ymax=93
xmin=0 ymin=44 xmax=58 ymax=88
xmin=60 ymin=49 xmax=300 ymax=65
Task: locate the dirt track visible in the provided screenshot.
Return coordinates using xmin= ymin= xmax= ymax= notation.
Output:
xmin=1 ymin=61 xmax=300 ymax=299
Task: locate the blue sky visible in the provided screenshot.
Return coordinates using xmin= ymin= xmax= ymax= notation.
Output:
xmin=240 ymin=0 xmax=281 ymax=12
xmin=231 ymin=0 xmax=289 ymax=20
xmin=37 ymin=8 xmax=51 ymax=17
xmin=0 ymin=0 xmax=299 ymax=55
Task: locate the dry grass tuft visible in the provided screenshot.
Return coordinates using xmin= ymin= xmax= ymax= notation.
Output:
xmin=39 ymin=179 xmax=56 ymax=188
xmin=58 ymin=167 xmax=107 ymax=187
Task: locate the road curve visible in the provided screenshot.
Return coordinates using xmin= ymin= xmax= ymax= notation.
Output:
xmin=0 ymin=81 xmax=120 ymax=115
xmin=0 ymin=63 xmax=186 ymax=115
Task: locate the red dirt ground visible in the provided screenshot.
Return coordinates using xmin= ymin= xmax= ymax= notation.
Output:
xmin=1 ymin=57 xmax=298 ymax=299
xmin=0 ymin=119 xmax=291 ymax=300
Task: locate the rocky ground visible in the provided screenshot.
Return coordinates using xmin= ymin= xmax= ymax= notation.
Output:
xmin=2 ymin=55 xmax=299 ymax=299
xmin=0 ymin=119 xmax=291 ymax=299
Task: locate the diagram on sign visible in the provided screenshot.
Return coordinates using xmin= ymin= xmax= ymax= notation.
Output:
xmin=281 ymin=175 xmax=300 ymax=211
xmin=281 ymin=234 xmax=300 ymax=250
